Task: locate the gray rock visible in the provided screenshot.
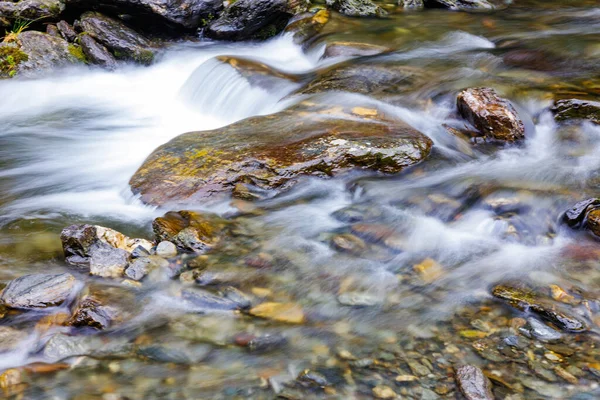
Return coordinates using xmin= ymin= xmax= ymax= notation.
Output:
xmin=552 ymin=99 xmax=600 ymax=125
xmin=326 ymin=0 xmax=387 ymax=17
xmin=46 ymin=24 xmax=60 ymax=37
xmin=155 ymin=241 xmax=177 ymax=258
xmin=57 ymin=20 xmax=77 ymax=42
xmin=16 ymin=31 xmax=79 ymax=77
xmin=43 ymin=333 xmax=132 ymax=362
xmin=66 ymin=0 xmax=222 ymax=30
xmin=398 ymin=0 xmax=424 ymax=8
xmin=423 ymin=0 xmax=505 ymax=10
xmin=455 ymin=365 xmax=494 ymax=400
xmin=206 ymin=0 xmax=304 ymax=41
xmin=457 ymin=87 xmax=525 ymax=142
xmin=137 ymin=343 xmax=211 ymax=364
xmin=60 ymin=223 xmax=152 ymax=268
xmin=0 ymin=0 xmax=65 ymax=21
xmin=89 ymin=243 xmax=130 ymax=278
xmin=526 ymin=317 xmax=563 ymax=342
xmin=78 ymin=33 xmax=117 ymax=69
xmin=0 ymin=273 xmax=76 ymax=309
xmin=77 ymin=12 xmax=154 ymax=65
xmin=124 ymin=255 xmax=169 ymax=281
xmin=220 ymin=286 xmax=252 ymax=310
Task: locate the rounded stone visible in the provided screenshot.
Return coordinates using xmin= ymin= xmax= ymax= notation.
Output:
xmin=156 ymin=241 xmax=178 ymax=258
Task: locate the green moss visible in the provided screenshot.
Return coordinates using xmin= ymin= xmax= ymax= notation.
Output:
xmin=255 ymin=24 xmax=279 ymax=40
xmin=0 ymin=46 xmax=28 ymax=78
xmin=133 ymin=49 xmax=154 ymax=66
xmin=68 ymin=44 xmax=87 ymax=63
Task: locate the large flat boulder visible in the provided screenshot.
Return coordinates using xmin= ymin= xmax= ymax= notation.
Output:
xmin=130 ymin=102 xmax=433 ymax=206
xmin=0 ymin=0 xmax=65 ymax=21
xmin=15 ymin=31 xmax=79 ymax=76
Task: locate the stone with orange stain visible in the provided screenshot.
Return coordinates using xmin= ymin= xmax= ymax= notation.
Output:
xmin=249 ymin=302 xmax=305 ymax=324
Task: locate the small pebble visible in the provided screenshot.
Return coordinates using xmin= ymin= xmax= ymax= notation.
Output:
xmin=156 ymin=241 xmax=177 ymax=258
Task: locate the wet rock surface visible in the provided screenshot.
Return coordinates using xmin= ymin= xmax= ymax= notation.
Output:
xmin=16 ymin=31 xmax=79 ymax=76
xmin=0 ymin=0 xmax=65 ymax=21
xmin=205 ymin=0 xmax=301 ymax=41
xmin=455 ymin=365 xmax=494 ymax=400
xmin=77 ymin=12 xmax=154 ymax=65
xmin=153 ymin=211 xmax=227 ymax=252
xmin=78 ymin=33 xmax=117 ymax=69
xmin=0 ymin=273 xmax=76 ymax=308
xmin=457 ymin=87 xmax=525 ymax=142
xmin=552 ymin=99 xmax=600 ymax=125
xmin=130 ymin=101 xmax=432 ymax=205
xmin=66 ymin=0 xmax=222 ymax=30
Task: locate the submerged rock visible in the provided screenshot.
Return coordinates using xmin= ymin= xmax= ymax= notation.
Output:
xmin=182 ymin=288 xmax=242 ymax=311
xmin=0 ymin=327 xmax=27 ymax=352
xmin=153 ymin=211 xmax=227 ymax=252
xmin=16 ymin=31 xmax=79 ymax=77
xmin=455 ymin=365 xmax=494 ymax=400
xmin=124 ymin=255 xmax=169 ymax=281
xmin=326 ymin=0 xmax=387 ymax=17
xmin=0 ymin=273 xmax=76 ymax=309
xmin=552 ymin=99 xmax=600 ymax=125
xmin=77 ymin=12 xmax=154 ymax=65
xmin=492 ymin=284 xmax=586 ymax=332
xmin=78 ymin=33 xmax=117 ymax=69
xmin=67 ymin=297 xmax=113 ymax=329
xmin=321 ymin=41 xmax=389 ymax=59
xmin=561 ymin=198 xmax=600 ymax=237
xmin=249 ymin=302 xmax=305 ymax=324
xmin=60 ymin=224 xmax=152 ymax=267
xmin=206 ymin=0 xmax=304 ymax=41
xmin=130 ymin=102 xmax=432 ymax=205
xmin=457 ymin=87 xmax=525 ymax=142
xmin=66 ymin=0 xmax=222 ymax=30
xmin=285 ymin=10 xmax=330 ymax=44
xmin=298 ymin=62 xmax=423 ymax=96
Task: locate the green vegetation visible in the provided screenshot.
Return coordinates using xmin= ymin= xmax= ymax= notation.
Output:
xmin=2 ymin=18 xmax=35 ymax=43
xmin=68 ymin=44 xmax=88 ymax=63
xmin=0 ymin=46 xmax=28 ymax=77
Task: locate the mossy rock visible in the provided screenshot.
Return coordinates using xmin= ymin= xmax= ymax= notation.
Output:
xmin=0 ymin=45 xmax=28 ymax=78
xmin=325 ymin=0 xmax=387 ymax=17
xmin=552 ymin=99 xmax=600 ymax=125
xmin=130 ymin=100 xmax=433 ymax=205
xmin=15 ymin=31 xmax=81 ymax=77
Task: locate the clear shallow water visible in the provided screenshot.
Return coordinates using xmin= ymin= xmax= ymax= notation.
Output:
xmin=1 ymin=1 xmax=600 ymax=398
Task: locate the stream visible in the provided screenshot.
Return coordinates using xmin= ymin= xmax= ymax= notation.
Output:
xmin=1 ymin=0 xmax=600 ymax=398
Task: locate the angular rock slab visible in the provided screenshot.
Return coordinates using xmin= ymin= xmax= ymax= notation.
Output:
xmin=78 ymin=12 xmax=154 ymax=65
xmin=130 ymin=102 xmax=433 ymax=206
xmin=552 ymin=99 xmax=600 ymax=125
xmin=17 ymin=31 xmax=79 ymax=77
xmin=153 ymin=211 xmax=228 ymax=252
xmin=0 ymin=273 xmax=76 ymax=309
xmin=457 ymin=87 xmax=524 ymax=142
xmin=455 ymin=365 xmax=494 ymax=400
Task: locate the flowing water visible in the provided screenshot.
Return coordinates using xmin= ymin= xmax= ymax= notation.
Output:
xmin=1 ymin=1 xmax=600 ymax=398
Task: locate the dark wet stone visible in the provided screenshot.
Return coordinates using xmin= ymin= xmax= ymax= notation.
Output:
xmin=455 ymin=365 xmax=494 ymax=400
xmin=552 ymin=99 xmax=600 ymax=125
xmin=331 ymin=233 xmax=368 ymax=254
xmin=67 ymin=297 xmax=113 ymax=330
xmin=326 ymin=0 xmax=387 ymax=17
xmin=0 ymin=273 xmax=76 ymax=309
xmin=297 ymin=369 xmax=330 ymax=387
xmin=502 ymin=335 xmax=528 ymax=349
xmin=66 ymin=0 xmax=222 ymax=30
xmin=78 ymin=12 xmax=154 ymax=65
xmin=424 ymin=0 xmax=506 ymax=10
xmin=182 ymin=288 xmax=241 ymax=311
xmin=457 ymin=87 xmax=525 ymax=142
xmin=209 ymin=55 xmax=300 ymax=91
xmin=78 ymin=33 xmax=117 ymax=70
xmin=124 ymin=256 xmax=169 ymax=280
xmin=16 ymin=31 xmax=79 ymax=77
xmin=562 ymin=198 xmax=600 ymax=229
xmin=492 ymin=284 xmax=586 ymax=332
xmin=57 ymin=20 xmax=77 ymax=42
xmin=130 ymin=102 xmax=432 ymax=206
xmin=153 ymin=211 xmax=227 ymax=252
xmin=205 ymin=0 xmax=303 ymax=41
xmin=586 ymin=209 xmax=600 ymax=237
